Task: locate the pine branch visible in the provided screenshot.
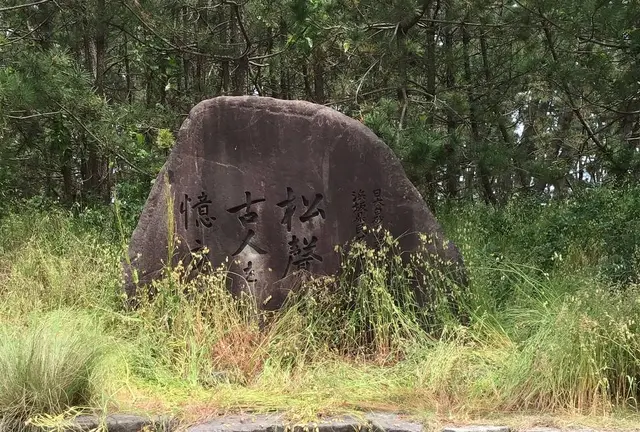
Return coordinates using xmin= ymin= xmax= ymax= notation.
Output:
xmin=7 ymin=111 xmax=61 ymax=119
xmin=0 ymin=0 xmax=50 ymax=13
xmin=0 ymin=12 xmax=53 ymax=47
xmin=54 ymin=102 xmax=152 ymax=178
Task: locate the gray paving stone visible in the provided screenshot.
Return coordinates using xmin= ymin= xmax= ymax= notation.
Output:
xmin=291 ymin=415 xmax=365 ymax=432
xmin=55 ymin=413 xmax=630 ymax=432
xmin=59 ymin=413 xmax=629 ymax=432
xmin=365 ymin=413 xmax=423 ymax=432
xmin=186 ymin=413 xmax=424 ymax=432
xmin=520 ymin=428 xmax=561 ymax=432
xmin=67 ymin=414 xmax=176 ymax=431
xmin=520 ymin=429 xmax=604 ymax=432
xmin=186 ymin=414 xmax=285 ymax=432
xmin=442 ymin=426 xmax=510 ymax=432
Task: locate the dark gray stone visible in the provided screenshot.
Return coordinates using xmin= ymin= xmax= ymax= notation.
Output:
xmin=442 ymin=427 xmax=510 ymax=432
xmin=520 ymin=429 xmax=561 ymax=432
xmin=186 ymin=414 xmax=284 ymax=432
xmin=67 ymin=414 xmax=176 ymax=432
xmin=365 ymin=413 xmax=423 ymax=432
xmin=186 ymin=413 xmax=420 ymax=432
xmin=124 ymin=96 xmax=466 ymax=310
xmin=292 ymin=415 xmax=364 ymax=432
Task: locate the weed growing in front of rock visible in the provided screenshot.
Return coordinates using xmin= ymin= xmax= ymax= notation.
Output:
xmin=264 ymin=227 xmax=468 ymax=368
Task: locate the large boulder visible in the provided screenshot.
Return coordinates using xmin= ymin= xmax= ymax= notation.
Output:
xmin=124 ymin=96 xmax=465 ymax=310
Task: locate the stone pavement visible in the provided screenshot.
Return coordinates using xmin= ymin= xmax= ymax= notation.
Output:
xmin=64 ymin=412 xmax=631 ymax=432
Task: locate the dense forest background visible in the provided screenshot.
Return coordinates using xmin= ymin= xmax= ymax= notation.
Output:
xmin=2 ymin=0 xmax=639 ymax=217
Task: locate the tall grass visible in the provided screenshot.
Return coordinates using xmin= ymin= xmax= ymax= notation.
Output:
xmin=0 ymin=310 xmax=115 ymax=431
xmin=0 ymin=208 xmax=122 ymax=319
xmin=0 ymin=188 xmax=639 ymax=426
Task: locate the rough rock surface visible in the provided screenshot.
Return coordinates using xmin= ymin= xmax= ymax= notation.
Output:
xmin=124 ymin=96 xmax=465 ymax=309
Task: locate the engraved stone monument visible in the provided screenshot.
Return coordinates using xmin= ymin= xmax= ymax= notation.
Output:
xmin=124 ymin=96 xmax=465 ymax=310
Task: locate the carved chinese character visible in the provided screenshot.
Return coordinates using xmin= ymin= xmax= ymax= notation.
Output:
xmin=190 ymin=238 xmax=204 ymax=253
xmin=180 ymin=192 xmax=216 ymax=230
xmin=372 ymin=188 xmax=383 ymax=226
xmin=282 ymin=235 xmax=323 ymax=278
xmin=228 ymin=191 xmax=268 ymax=256
xmin=231 ymin=229 xmax=267 ymax=256
xmin=352 ymin=189 xmax=367 ymax=240
xmin=227 ymin=191 xmax=266 ymax=226
xmin=192 ymin=192 xmax=215 ymax=228
xmin=180 ymin=194 xmax=191 ymax=229
xmin=243 ymin=261 xmax=257 ymax=283
xmin=299 ymin=193 xmax=326 ymax=223
xmin=276 ymin=187 xmax=297 ymax=232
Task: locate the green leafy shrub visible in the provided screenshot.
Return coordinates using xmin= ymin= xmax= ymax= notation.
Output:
xmin=440 ymin=185 xmax=640 ymax=309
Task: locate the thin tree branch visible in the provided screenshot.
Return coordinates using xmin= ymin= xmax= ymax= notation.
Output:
xmin=580 ymin=92 xmax=640 ymax=116
xmin=407 ymin=81 xmax=467 ymax=123
xmin=396 ymin=88 xmax=409 ymax=147
xmin=122 ymin=0 xmax=236 ymax=61
xmin=355 ymin=58 xmax=381 ymax=105
xmin=109 ymin=22 xmax=166 ymax=53
xmin=418 ymin=17 xmax=528 ymax=28
xmin=250 ymin=48 xmax=286 ymax=61
xmin=324 ymin=87 xmax=396 ymax=106
xmin=54 ymin=102 xmax=152 ymax=178
xmin=578 ymin=35 xmax=629 ymax=50
xmin=0 ymin=12 xmax=53 ymax=47
xmin=541 ymin=23 xmax=613 ymax=159
xmin=0 ymin=0 xmax=50 ymax=13
xmin=399 ymin=0 xmax=432 ymax=34
xmin=7 ymin=111 xmax=61 ymax=119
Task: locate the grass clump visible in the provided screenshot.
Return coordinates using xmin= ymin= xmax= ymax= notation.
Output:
xmin=264 ymin=229 xmax=464 ymax=368
xmin=126 ymin=255 xmax=264 ymax=387
xmin=493 ymin=279 xmax=640 ymax=412
xmin=0 ymin=310 xmax=114 ymax=431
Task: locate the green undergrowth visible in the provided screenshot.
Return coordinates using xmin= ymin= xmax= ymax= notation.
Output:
xmin=0 ymin=187 xmax=639 ymax=429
